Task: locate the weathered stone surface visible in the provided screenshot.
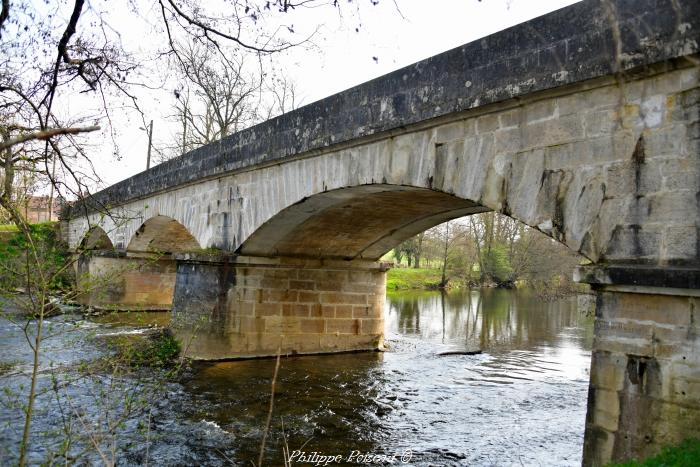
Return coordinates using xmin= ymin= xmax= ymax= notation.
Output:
xmin=62 ymin=0 xmax=700 ymax=217
xmin=64 ymin=63 xmax=699 ymax=268
xmin=170 ymin=255 xmax=385 ymax=360
xmin=76 ymin=254 xmax=177 ymax=310
xmin=583 ymin=291 xmax=700 ymax=466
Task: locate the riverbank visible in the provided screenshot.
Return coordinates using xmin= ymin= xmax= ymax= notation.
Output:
xmin=386 ymin=267 xmax=444 ymax=290
xmin=385 ymin=267 xmax=588 ymax=299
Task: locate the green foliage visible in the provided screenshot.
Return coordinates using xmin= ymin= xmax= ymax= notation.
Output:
xmin=607 ymin=438 xmax=700 ymax=467
xmin=481 ymin=245 xmax=513 ymax=283
xmin=386 ymin=268 xmax=444 ymax=290
xmin=0 ymin=360 xmax=19 ymax=375
xmin=113 ymin=330 xmax=181 ymax=368
xmin=0 ymin=222 xmax=71 ymax=292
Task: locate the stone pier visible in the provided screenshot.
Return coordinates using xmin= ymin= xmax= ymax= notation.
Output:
xmin=577 ymin=265 xmax=700 ymax=466
xmin=170 ymin=254 xmax=387 ymax=360
xmin=75 ymin=252 xmax=177 ymax=311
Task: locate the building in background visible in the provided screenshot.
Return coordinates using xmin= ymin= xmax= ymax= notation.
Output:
xmin=24 ymin=196 xmax=59 ymax=223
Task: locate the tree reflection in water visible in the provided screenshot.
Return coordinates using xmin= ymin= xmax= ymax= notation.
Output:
xmin=385 ymin=288 xmax=593 ymax=353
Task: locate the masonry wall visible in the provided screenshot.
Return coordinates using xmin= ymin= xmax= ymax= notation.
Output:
xmin=583 ymin=290 xmax=700 ymax=465
xmin=171 ymin=256 xmax=386 ymax=359
xmin=76 ymin=255 xmax=176 ymax=310
xmin=65 ymin=64 xmax=699 ymax=270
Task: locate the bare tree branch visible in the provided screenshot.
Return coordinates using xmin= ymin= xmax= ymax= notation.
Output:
xmin=0 ymin=0 xmax=9 ymax=39
xmin=0 ymin=126 xmax=100 ymax=152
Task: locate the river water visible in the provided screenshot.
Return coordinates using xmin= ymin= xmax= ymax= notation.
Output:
xmin=0 ymin=289 xmax=593 ymax=466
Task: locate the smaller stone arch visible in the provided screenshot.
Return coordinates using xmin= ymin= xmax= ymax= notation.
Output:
xmin=127 ymin=215 xmax=200 ymax=254
xmin=78 ymin=226 xmax=114 ymax=251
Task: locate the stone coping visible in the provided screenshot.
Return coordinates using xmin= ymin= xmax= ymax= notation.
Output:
xmin=575 ymin=264 xmax=700 ymax=290
xmin=172 ymin=252 xmax=392 ymax=270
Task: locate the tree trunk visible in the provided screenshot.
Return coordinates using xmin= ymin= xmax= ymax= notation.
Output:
xmin=414 ymin=232 xmax=424 ymax=269
xmin=440 ymin=222 xmax=450 ymax=288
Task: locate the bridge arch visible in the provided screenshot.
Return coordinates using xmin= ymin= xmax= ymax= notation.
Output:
xmin=126 ymin=215 xmax=200 ymax=254
xmin=239 ymin=185 xmax=496 ymax=260
xmin=78 ymin=226 xmax=114 ymax=251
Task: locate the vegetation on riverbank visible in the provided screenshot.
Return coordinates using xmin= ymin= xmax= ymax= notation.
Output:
xmin=386 ymin=268 xmax=444 ymax=290
xmin=0 ymin=360 xmax=19 ymax=376
xmin=608 ymin=438 xmax=700 ymax=467
xmin=0 ymin=222 xmax=71 ymax=293
xmin=107 ymin=329 xmax=181 ymax=369
xmin=386 ymin=212 xmax=586 ymax=295
xmin=386 ymin=265 xmax=587 ymax=298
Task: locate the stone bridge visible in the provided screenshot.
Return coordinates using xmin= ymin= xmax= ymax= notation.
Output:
xmin=61 ymin=0 xmax=699 ymax=464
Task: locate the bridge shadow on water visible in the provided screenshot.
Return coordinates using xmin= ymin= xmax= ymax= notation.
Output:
xmin=161 ymin=288 xmax=594 ymax=466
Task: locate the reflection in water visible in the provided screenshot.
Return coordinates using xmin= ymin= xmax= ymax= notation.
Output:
xmin=387 ymin=288 xmax=592 ymax=353
xmin=0 ymin=289 xmax=594 ymax=466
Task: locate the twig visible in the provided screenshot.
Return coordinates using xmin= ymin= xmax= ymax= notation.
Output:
xmin=258 ymin=344 xmax=282 ymax=466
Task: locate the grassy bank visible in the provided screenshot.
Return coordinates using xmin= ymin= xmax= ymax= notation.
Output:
xmin=386 ymin=267 xmax=443 ymax=290
xmin=608 ymin=438 xmax=700 ymax=466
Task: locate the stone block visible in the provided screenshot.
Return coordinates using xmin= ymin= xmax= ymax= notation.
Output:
xmin=263 ymin=267 xmax=295 ymax=279
xmin=645 ymin=125 xmax=687 ymax=158
xmin=299 ymin=269 xmax=347 ymax=282
xmin=239 ymin=317 xmax=265 ymax=333
xmin=476 ymin=113 xmax=500 ymax=133
xmin=592 ymin=399 xmax=620 ymax=432
xmin=525 ymin=99 xmax=557 ymax=123
xmin=238 ymin=275 xmax=261 ymax=288
xmin=256 ymin=302 xmax=281 ymax=317
xmin=335 ymin=305 xmax=353 ymax=318
xmin=282 ymin=303 xmax=309 ymax=317
xmin=603 ymin=224 xmax=662 ymax=261
xmin=597 ymin=293 xmax=692 ymax=326
xmin=353 ymin=305 xmax=373 ymax=318
xmin=646 ymin=191 xmax=698 ymax=223
xmin=662 ymin=225 xmax=698 ymax=261
xmin=594 ymin=337 xmax=654 ymax=356
xmin=498 ymin=108 xmax=520 ymax=129
xmin=524 ymin=114 xmax=585 ymax=148
xmin=320 ymin=334 xmax=348 ymax=351
xmin=263 ymin=289 xmax=298 ymax=303
xmin=326 ymin=318 xmax=360 ymax=335
xmin=348 ymin=270 xmax=373 ymax=284
xmin=264 ymin=316 xmax=301 ymax=334
xmin=231 ymin=301 xmax=255 ymax=317
xmin=260 ymin=277 xmax=289 ymax=289
xmin=298 ymin=291 xmax=320 ymax=303
xmin=308 ymin=303 xmax=323 ymax=317
xmin=341 ymin=283 xmax=375 ymax=294
xmin=590 ymin=351 xmax=630 ymax=391
xmin=289 ymin=280 xmax=315 ymax=290
xmin=320 ymin=292 xmax=367 ymax=305
xmin=434 ymin=121 xmax=466 ymax=142
xmin=316 ymin=280 xmax=345 ymax=291
xmin=361 ymin=318 xmax=384 ymax=335
xmin=494 ymin=127 xmax=521 ymax=155
xmin=300 ymin=318 xmax=325 ymax=334
xmin=585 ymin=109 xmax=619 ymax=137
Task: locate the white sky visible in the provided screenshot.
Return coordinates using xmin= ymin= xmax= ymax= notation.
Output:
xmin=97 ymin=0 xmax=581 ymax=187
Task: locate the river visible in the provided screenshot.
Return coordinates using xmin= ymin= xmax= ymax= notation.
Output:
xmin=0 ymin=289 xmax=593 ymax=466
